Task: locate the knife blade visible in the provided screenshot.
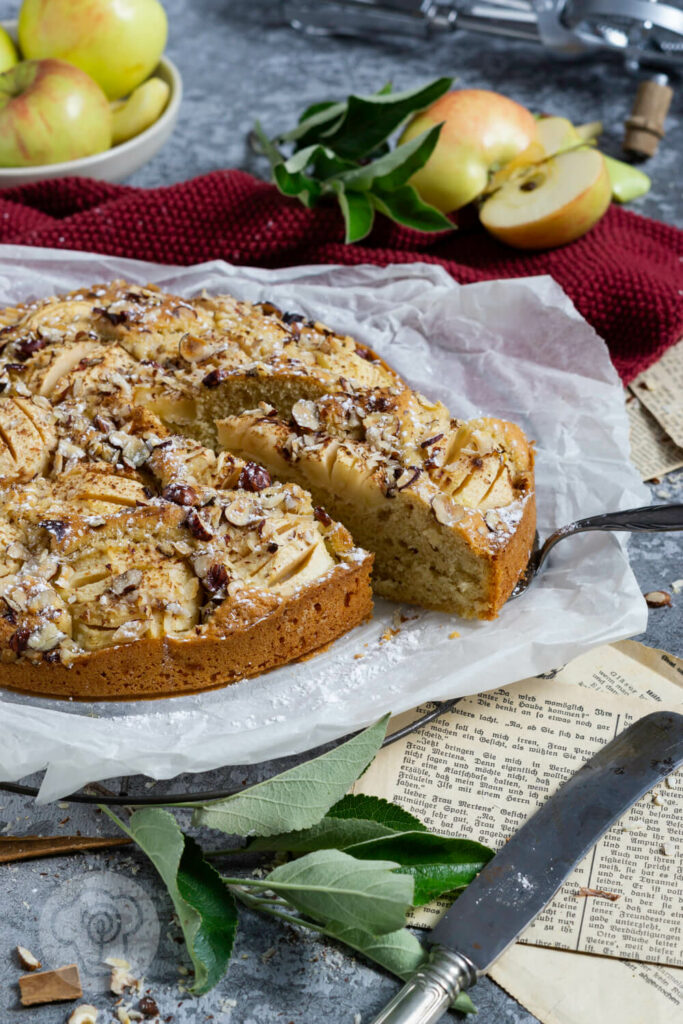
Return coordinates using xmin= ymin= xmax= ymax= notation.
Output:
xmin=370 ymin=710 xmax=683 ymax=1024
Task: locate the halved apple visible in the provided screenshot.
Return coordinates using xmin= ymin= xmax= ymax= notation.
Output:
xmin=479 ymin=147 xmax=611 ymax=250
xmin=111 ymin=76 xmax=170 ymax=145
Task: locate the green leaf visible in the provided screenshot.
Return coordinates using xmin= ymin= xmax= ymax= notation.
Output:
xmin=332 ymin=184 xmax=375 ymax=243
xmin=247 ymin=795 xmax=428 ymax=853
xmin=320 ymin=77 xmax=453 ymax=161
xmin=370 ymin=184 xmax=454 ymax=234
xmin=192 ymin=715 xmax=390 ymax=837
xmin=278 ymin=101 xmax=347 ymax=147
xmin=281 ymin=80 xmax=395 ymax=150
xmin=324 ymin=922 xmax=476 ymax=1015
xmin=264 ymin=848 xmax=413 ymax=934
xmin=344 ymin=833 xmax=493 ymax=906
xmin=298 ymin=99 xmax=341 ymax=124
xmin=334 ymin=124 xmax=444 ymax=192
xmin=247 ymin=816 xmax=398 ymax=853
xmin=107 ymin=808 xmax=238 ymax=995
xmin=328 ymin=794 xmax=427 ymax=832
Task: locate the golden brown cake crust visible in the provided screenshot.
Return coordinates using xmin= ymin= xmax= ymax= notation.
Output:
xmin=0 ymin=556 xmax=373 ymax=700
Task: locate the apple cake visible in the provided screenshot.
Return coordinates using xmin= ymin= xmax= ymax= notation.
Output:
xmin=0 ymin=280 xmax=535 ymax=699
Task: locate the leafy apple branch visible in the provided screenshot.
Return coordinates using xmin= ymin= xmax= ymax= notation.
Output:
xmin=252 ymin=78 xmax=457 ymax=242
xmin=102 ymin=715 xmax=492 ymax=1013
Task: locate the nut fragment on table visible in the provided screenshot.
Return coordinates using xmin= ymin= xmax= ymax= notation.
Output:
xmin=67 ymin=1006 xmax=98 ymax=1024
xmin=644 ymin=590 xmax=672 ymax=608
xmin=19 ymin=963 xmax=82 ymax=1005
xmin=16 ymin=945 xmax=41 ymax=970
xmin=106 ymin=957 xmax=140 ymax=996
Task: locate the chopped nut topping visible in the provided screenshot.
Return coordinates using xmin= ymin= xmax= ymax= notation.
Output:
xmin=184 ymin=508 xmax=214 ymax=541
xmin=431 ymin=493 xmax=464 ymax=526
xmin=202 ymin=367 xmax=229 ymax=388
xmin=162 ymin=483 xmax=199 ymax=507
xmin=110 ymin=569 xmax=143 ymax=596
xmin=291 ymin=399 xmax=320 ymax=432
xmin=238 ymin=461 xmax=271 ymax=492
xmin=314 ymin=506 xmax=332 ymax=526
xmin=644 ymin=590 xmax=672 ymax=608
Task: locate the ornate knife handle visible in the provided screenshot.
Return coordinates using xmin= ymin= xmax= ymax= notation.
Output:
xmin=536 ymin=503 xmax=683 ymax=573
xmin=369 ymin=947 xmax=477 ymax=1024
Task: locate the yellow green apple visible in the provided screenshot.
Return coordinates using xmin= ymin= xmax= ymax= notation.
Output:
xmin=111 ymin=75 xmax=169 ymax=144
xmin=0 ymin=25 xmax=18 ymax=74
xmin=0 ymin=58 xmax=111 ymax=167
xmin=399 ymin=89 xmax=538 ymax=213
xmin=18 ymin=0 xmax=168 ymax=101
xmin=479 ymin=147 xmax=611 ymax=250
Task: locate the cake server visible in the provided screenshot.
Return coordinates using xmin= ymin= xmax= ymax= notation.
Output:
xmin=511 ymin=502 xmax=683 ymax=598
xmin=369 ymin=709 xmax=683 ymax=1024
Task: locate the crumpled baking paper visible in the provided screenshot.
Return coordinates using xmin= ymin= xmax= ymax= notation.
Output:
xmin=0 ymin=246 xmax=648 ymax=802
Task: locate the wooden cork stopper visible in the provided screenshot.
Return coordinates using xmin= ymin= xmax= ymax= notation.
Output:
xmin=623 ymin=80 xmax=673 ymax=157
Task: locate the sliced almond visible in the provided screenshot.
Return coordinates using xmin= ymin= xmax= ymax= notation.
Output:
xmin=644 ymin=590 xmax=672 ymax=608
xmin=291 ymin=399 xmax=320 ymax=432
xmin=16 ymin=945 xmax=41 ymax=970
xmin=431 ymin=493 xmax=464 ymax=527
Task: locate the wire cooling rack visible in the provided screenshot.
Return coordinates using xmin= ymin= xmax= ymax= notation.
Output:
xmin=0 ymin=698 xmax=462 ymax=805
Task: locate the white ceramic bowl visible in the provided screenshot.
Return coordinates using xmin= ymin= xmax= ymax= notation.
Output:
xmin=0 ymin=20 xmax=182 ymax=186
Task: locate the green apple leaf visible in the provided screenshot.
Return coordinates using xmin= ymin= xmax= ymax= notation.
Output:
xmin=332 ymin=184 xmax=376 ymax=243
xmin=324 ymin=922 xmax=477 ymax=1015
xmin=334 ymin=124 xmax=444 ymax=192
xmin=192 ymin=715 xmax=389 ymax=836
xmin=246 ymin=816 xmax=398 ymax=853
xmin=320 ymin=77 xmax=453 ymax=160
xmin=327 ymin=794 xmax=427 ymax=832
xmin=246 ymin=796 xmax=429 ymax=853
xmin=370 ymin=184 xmax=454 ymax=234
xmin=282 ymin=80 xmax=396 ymax=150
xmin=176 ymin=836 xmax=240 ymax=994
xmin=103 ymin=808 xmax=238 ymax=995
xmin=344 ymin=832 xmax=494 ymax=906
xmin=263 ymin=848 xmax=414 ymax=934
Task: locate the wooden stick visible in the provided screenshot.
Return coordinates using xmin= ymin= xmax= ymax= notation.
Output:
xmin=0 ymin=834 xmax=131 ymax=863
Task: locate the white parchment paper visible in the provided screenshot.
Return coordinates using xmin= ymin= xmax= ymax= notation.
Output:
xmin=0 ymin=246 xmax=648 ymax=801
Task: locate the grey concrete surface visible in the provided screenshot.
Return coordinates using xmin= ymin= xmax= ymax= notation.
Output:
xmin=0 ymin=1 xmax=681 ymax=1022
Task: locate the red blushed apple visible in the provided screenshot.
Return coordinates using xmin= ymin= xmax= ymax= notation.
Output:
xmin=0 ymin=58 xmax=111 ymax=167
xmin=479 ymin=147 xmax=612 ymax=250
xmin=400 ymin=89 xmax=538 ymax=213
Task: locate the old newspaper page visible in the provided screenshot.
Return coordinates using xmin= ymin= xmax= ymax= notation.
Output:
xmin=630 ymin=339 xmax=683 ymax=450
xmin=352 ymin=642 xmax=683 ymax=1020
xmin=626 ymin=390 xmax=683 ymax=480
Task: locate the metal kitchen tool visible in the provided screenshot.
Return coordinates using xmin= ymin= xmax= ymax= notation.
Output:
xmin=511 ymin=502 xmax=683 ymax=598
xmin=369 ymin=709 xmax=683 ymax=1023
xmin=283 ymin=0 xmax=683 ymax=71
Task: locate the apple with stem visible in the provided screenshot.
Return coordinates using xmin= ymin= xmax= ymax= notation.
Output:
xmin=18 ymin=0 xmax=168 ymax=101
xmin=400 ymin=89 xmax=538 ymax=213
xmin=0 ymin=58 xmax=111 ymax=167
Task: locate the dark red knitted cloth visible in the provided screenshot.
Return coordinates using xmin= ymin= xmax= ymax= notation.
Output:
xmin=0 ymin=169 xmax=681 ymax=382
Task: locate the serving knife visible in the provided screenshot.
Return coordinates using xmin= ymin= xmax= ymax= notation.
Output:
xmin=370 ymin=710 xmax=683 ymax=1024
